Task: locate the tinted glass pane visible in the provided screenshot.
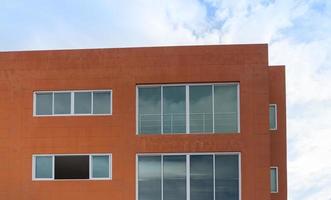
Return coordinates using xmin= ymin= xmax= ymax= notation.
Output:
xmin=270 ymin=168 xmax=278 ymax=192
xmin=214 ymin=85 xmax=238 ymax=133
xmin=215 ymin=155 xmax=239 ymax=200
xmin=138 ymin=156 xmax=161 ymax=200
xmin=54 ymin=92 xmax=71 ymax=114
xmin=190 ymin=155 xmax=213 ymax=200
xmin=74 ymin=92 xmax=92 ymax=114
xmin=269 ymin=105 xmax=277 ymax=129
xmin=54 ymin=156 xmax=89 ymax=179
xmin=163 ymin=156 xmax=186 ymax=200
xmin=35 ymin=156 xmax=53 ymax=179
xmin=138 ymin=87 xmax=161 ymax=134
xmin=92 ymin=155 xmax=110 ymax=178
xmin=163 ymin=86 xmax=186 ymax=134
xmin=93 ymin=92 xmax=111 ymax=114
xmin=189 ymin=86 xmax=213 ymax=133
xmin=36 ymin=93 xmax=52 ymax=115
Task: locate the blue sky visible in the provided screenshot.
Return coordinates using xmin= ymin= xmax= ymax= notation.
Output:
xmin=1 ymin=0 xmax=331 ymax=199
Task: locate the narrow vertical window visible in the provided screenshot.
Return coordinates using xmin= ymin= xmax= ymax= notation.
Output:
xmin=270 ymin=167 xmax=278 ymax=193
xmin=215 ymin=155 xmax=239 ymax=200
xmin=269 ymin=104 xmax=277 ymax=130
xmin=163 ymin=155 xmax=186 ymax=200
xmin=190 ymin=155 xmax=214 ymax=200
xmin=138 ymin=87 xmax=161 ymax=134
xmin=35 ymin=93 xmax=53 ymax=115
xmin=138 ymin=156 xmax=162 ymax=200
xmin=189 ymin=85 xmax=213 ymax=133
xmin=35 ymin=156 xmax=53 ymax=179
xmin=163 ymin=86 xmax=186 ymax=134
xmin=214 ymin=85 xmax=238 ymax=133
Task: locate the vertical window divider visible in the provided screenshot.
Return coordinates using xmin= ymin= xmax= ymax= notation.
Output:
xmin=186 ymin=155 xmax=190 ymax=200
xmin=161 ymin=155 xmax=164 ymax=200
xmin=212 ymin=85 xmax=215 ymax=134
xmin=186 ymin=85 xmax=190 ymax=134
xmin=161 ymin=86 xmax=164 ymax=134
xmin=213 ymin=154 xmax=216 ymax=200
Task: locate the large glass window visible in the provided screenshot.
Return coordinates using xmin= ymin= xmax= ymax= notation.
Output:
xmin=163 ymin=156 xmax=186 ymax=200
xmin=34 ymin=90 xmax=112 ymax=116
xmin=190 ymin=155 xmax=214 ymax=200
xmin=137 ymin=83 xmax=239 ymax=134
xmin=190 ymin=86 xmax=213 ymax=133
xmin=33 ymin=154 xmax=112 ymax=180
xmin=269 ymin=104 xmax=277 ymax=130
xmin=163 ymin=86 xmax=186 ymax=134
xmin=137 ymin=153 xmax=240 ymax=200
xmin=214 ymin=85 xmax=238 ymax=132
xmin=215 ymin=155 xmax=239 ymax=200
xmin=138 ymin=156 xmax=162 ymax=200
xmin=138 ymin=87 xmax=161 ymax=134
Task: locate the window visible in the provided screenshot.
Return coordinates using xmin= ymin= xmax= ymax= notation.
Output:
xmin=270 ymin=167 xmax=278 ymax=193
xmin=33 ymin=154 xmax=112 ymax=180
xmin=137 ymin=83 xmax=239 ymax=134
xmin=269 ymin=104 xmax=277 ymax=130
xmin=137 ymin=153 xmax=240 ymax=200
xmin=34 ymin=90 xmax=112 ymax=116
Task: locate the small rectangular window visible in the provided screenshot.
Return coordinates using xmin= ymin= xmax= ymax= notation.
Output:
xmin=74 ymin=92 xmax=92 ymax=114
xmin=269 ymin=104 xmax=277 ymax=130
xmin=93 ymin=91 xmax=112 ymax=114
xmin=91 ymin=155 xmax=111 ymax=179
xmin=33 ymin=154 xmax=112 ymax=180
xmin=34 ymin=156 xmax=53 ymax=179
xmin=270 ymin=167 xmax=278 ymax=193
xmin=55 ymin=155 xmax=89 ymax=179
xmin=54 ymin=92 xmax=71 ymax=114
xmin=34 ymin=90 xmax=112 ymax=116
xmin=35 ymin=93 xmax=53 ymax=115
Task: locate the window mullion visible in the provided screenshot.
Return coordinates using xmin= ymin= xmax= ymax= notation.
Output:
xmin=52 ymin=155 xmax=55 ymax=180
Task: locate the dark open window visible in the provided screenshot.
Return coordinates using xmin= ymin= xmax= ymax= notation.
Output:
xmin=54 ymin=156 xmax=89 ymax=179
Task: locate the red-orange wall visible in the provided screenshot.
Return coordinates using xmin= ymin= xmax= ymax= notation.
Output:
xmin=0 ymin=44 xmax=287 ymax=200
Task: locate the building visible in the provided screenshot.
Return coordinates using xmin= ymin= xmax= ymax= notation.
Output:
xmin=0 ymin=44 xmax=287 ymax=200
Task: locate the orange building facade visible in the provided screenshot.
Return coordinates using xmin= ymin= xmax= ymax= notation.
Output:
xmin=0 ymin=44 xmax=287 ymax=200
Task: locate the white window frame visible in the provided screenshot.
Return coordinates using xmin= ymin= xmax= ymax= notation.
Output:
xmin=33 ymin=89 xmax=112 ymax=117
xmin=136 ymin=152 xmax=241 ymax=200
xmin=270 ymin=166 xmax=279 ymax=193
xmin=32 ymin=153 xmax=112 ymax=181
xmin=269 ymin=104 xmax=277 ymax=130
xmin=136 ymin=83 xmax=240 ymax=135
